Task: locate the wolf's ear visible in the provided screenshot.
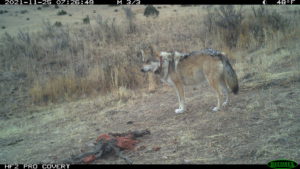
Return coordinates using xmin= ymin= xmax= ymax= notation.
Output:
xmin=149 ymin=45 xmax=158 ymax=57
xmin=140 ymin=49 xmax=145 ymax=62
xmin=154 ymin=51 xmax=161 ymax=59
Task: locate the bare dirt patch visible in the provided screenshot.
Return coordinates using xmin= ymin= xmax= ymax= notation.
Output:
xmin=1 ymin=79 xmax=299 ymax=164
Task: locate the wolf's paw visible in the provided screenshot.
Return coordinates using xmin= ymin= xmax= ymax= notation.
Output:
xmin=175 ymin=108 xmax=185 ymax=114
xmin=222 ymin=101 xmax=228 ymax=107
xmin=212 ymin=107 xmax=219 ymax=112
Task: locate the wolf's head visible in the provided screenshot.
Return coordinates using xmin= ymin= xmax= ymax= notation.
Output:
xmin=140 ymin=51 xmax=172 ymax=74
xmin=140 ymin=58 xmax=161 ymax=74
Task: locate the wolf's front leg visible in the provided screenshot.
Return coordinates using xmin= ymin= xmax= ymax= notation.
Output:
xmin=168 ymin=77 xmax=186 ymax=114
xmin=175 ymin=103 xmax=185 ymax=114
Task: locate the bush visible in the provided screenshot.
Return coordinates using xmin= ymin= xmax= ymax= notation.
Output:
xmin=215 ymin=6 xmax=244 ymax=48
xmin=26 ymin=17 xmax=30 ymax=21
xmin=2 ymin=26 xmax=5 ymax=29
xmin=0 ymin=10 xmax=8 ymax=14
xmin=20 ymin=10 xmax=28 ymax=14
xmin=37 ymin=7 xmax=42 ymax=10
xmin=83 ymin=15 xmax=90 ymax=24
xmin=54 ymin=21 xmax=62 ymax=27
xmin=251 ymin=6 xmax=289 ymax=31
xmin=123 ymin=7 xmax=137 ymax=33
xmin=202 ymin=6 xmax=293 ymax=50
xmin=95 ymin=15 xmax=124 ymax=42
xmin=57 ymin=10 xmax=67 ymax=15
xmin=204 ymin=5 xmax=244 ymax=49
xmin=144 ymin=5 xmax=159 ymax=17
xmin=54 ymin=5 xmax=59 ymax=9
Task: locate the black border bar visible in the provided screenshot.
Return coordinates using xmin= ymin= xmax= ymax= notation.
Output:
xmin=0 ymin=164 xmax=278 ymax=169
xmin=0 ymin=0 xmax=299 ymax=5
xmin=1 ymin=164 xmax=299 ymax=169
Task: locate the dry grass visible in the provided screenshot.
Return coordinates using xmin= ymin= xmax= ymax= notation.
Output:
xmin=0 ymin=5 xmax=299 ymax=105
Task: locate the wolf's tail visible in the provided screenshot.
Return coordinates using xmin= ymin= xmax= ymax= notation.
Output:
xmin=221 ymin=54 xmax=239 ymax=94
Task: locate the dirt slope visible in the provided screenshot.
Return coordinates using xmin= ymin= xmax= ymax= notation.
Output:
xmin=1 ymin=76 xmax=299 ymax=164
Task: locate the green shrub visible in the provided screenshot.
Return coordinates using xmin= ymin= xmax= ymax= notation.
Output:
xmin=0 ymin=10 xmax=8 ymax=14
xmin=83 ymin=15 xmax=90 ymax=24
xmin=54 ymin=21 xmax=62 ymax=27
xmin=57 ymin=10 xmax=67 ymax=15
xmin=144 ymin=5 xmax=159 ymax=17
xmin=20 ymin=10 xmax=28 ymax=14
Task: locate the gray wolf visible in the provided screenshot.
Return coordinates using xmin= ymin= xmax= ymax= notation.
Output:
xmin=140 ymin=48 xmax=239 ymax=113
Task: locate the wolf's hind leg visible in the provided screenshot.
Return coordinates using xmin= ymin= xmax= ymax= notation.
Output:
xmin=205 ymin=73 xmax=222 ymax=112
xmin=220 ymin=78 xmax=229 ymax=107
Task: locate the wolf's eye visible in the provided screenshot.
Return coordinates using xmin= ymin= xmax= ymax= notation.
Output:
xmin=146 ymin=59 xmax=150 ymax=64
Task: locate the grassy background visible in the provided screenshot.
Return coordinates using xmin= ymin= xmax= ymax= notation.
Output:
xmin=0 ymin=5 xmax=299 ymax=105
